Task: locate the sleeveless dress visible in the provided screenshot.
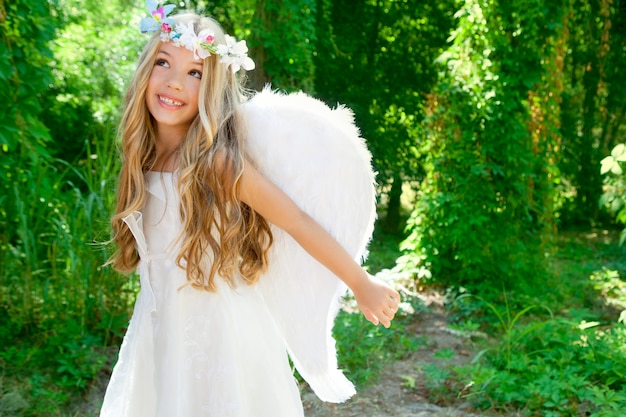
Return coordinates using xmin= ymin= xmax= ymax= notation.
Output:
xmin=99 ymin=89 xmax=376 ymax=417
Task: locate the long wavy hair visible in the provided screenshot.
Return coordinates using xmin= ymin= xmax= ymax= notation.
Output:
xmin=110 ymin=13 xmax=273 ymax=291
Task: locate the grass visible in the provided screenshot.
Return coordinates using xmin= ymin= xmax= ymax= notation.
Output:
xmin=0 ymin=133 xmax=133 ymax=417
xmin=415 ymin=229 xmax=626 ymax=416
xmin=332 ymin=214 xmax=427 ymax=387
xmin=550 ymin=229 xmax=626 ymax=313
xmin=332 ymin=300 xmax=426 ymax=387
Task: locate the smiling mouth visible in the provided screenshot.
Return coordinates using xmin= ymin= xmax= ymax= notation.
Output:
xmin=158 ymin=95 xmax=184 ymax=107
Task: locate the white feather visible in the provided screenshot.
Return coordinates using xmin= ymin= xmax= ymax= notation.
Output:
xmin=242 ymin=87 xmax=377 ymax=403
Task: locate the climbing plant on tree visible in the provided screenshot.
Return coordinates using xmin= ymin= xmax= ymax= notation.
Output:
xmin=403 ymin=0 xmax=570 ymax=291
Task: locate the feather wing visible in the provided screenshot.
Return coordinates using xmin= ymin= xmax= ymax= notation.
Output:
xmin=241 ymin=87 xmax=377 ymax=403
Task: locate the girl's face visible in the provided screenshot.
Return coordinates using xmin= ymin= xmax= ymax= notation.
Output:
xmin=146 ymin=41 xmax=203 ymax=137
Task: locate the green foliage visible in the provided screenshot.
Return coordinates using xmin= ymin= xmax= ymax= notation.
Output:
xmin=601 ymin=143 xmax=626 ymax=243
xmin=248 ymin=0 xmax=318 ymax=92
xmin=412 ymin=233 xmax=626 ymax=416
xmin=1 ymin=0 xmax=56 ymax=333
xmin=186 ymin=0 xmax=255 ymax=38
xmin=333 ymin=295 xmax=426 ymax=386
xmin=0 ymin=132 xmax=134 ymax=415
xmin=0 ymin=0 xmax=55 ymax=154
xmin=455 ymin=316 xmax=626 ymax=415
xmin=315 ymin=0 xmax=456 ymax=223
xmin=43 ymin=0 xmax=144 ymax=162
xmin=401 ymin=0 xmax=569 ymax=292
xmin=54 ymin=328 xmax=108 ymax=389
xmin=0 ymin=0 xmax=141 ymax=325
xmin=3 ymin=0 xmax=626 ymax=414
xmin=558 ymin=0 xmax=626 ymax=226
xmin=1 ymin=1 xmax=144 ymax=414
xmin=590 ymin=268 xmax=626 ymax=313
xmin=460 ymin=294 xmax=554 ymax=373
xmin=363 ymin=222 xmax=406 ymax=274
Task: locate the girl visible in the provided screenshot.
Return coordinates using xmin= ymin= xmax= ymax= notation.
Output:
xmin=100 ymin=4 xmax=400 ymax=417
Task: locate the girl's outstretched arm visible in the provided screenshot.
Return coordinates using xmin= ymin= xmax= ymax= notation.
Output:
xmin=237 ymin=159 xmax=401 ymax=328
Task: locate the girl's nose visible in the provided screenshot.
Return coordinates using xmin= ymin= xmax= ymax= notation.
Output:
xmin=166 ymin=76 xmax=183 ymax=91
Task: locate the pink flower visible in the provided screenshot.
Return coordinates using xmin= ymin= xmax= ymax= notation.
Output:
xmin=161 ymin=22 xmax=172 ymax=33
xmin=203 ymin=34 xmax=215 ymax=44
xmin=152 ymin=6 xmax=165 ymax=21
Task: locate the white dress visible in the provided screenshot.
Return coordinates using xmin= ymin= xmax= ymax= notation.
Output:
xmin=99 ymin=89 xmax=377 ymax=417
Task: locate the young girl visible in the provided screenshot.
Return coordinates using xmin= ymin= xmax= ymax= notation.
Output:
xmin=100 ymin=4 xmax=400 ymax=416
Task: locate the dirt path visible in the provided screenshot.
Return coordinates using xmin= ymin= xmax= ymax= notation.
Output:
xmin=301 ymin=305 xmax=499 ymax=417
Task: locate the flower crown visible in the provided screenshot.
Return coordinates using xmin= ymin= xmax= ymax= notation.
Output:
xmin=140 ymin=0 xmax=255 ymax=73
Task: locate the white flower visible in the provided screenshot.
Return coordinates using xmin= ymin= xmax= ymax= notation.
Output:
xmin=177 ymin=22 xmax=197 ymax=52
xmin=601 ymin=144 xmax=626 ymax=175
xmin=174 ymin=23 xmax=217 ymax=60
xmin=194 ymin=29 xmax=217 ymax=59
xmin=160 ymin=31 xmax=171 ymax=42
xmin=216 ymin=35 xmax=255 ymax=73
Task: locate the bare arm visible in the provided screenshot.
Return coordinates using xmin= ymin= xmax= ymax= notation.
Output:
xmin=237 ymin=159 xmax=400 ymax=328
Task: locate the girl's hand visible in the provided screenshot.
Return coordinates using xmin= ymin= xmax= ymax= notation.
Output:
xmin=352 ymin=274 xmax=401 ymax=328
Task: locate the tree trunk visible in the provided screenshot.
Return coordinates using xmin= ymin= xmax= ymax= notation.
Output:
xmin=383 ymin=175 xmax=403 ymax=233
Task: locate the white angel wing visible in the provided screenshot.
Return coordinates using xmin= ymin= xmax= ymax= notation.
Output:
xmin=241 ymin=87 xmax=377 ymax=403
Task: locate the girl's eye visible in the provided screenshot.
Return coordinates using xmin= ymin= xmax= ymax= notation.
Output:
xmin=155 ymin=58 xmax=169 ymax=68
xmin=189 ymin=70 xmax=202 ymax=79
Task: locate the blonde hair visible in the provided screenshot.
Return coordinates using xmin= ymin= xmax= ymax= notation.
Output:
xmin=111 ymin=13 xmax=272 ymax=291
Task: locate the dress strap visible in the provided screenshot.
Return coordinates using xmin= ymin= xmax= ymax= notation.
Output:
xmin=123 ymin=212 xmax=149 ymax=259
xmin=122 ymin=211 xmax=157 ymax=313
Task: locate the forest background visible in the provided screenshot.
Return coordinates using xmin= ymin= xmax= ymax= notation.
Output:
xmin=2 ymin=0 xmax=626 ymax=416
